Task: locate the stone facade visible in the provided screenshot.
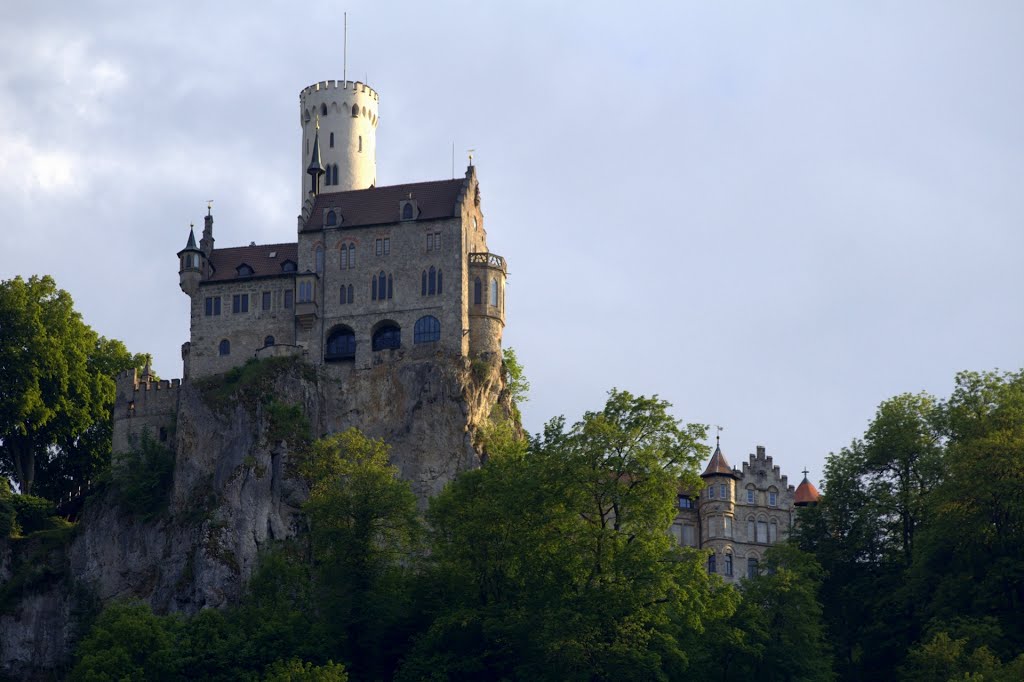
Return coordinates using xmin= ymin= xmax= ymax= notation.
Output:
xmin=671 ymin=444 xmax=813 ymax=584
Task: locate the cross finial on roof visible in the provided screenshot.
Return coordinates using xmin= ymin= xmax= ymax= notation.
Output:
xmin=802 ymin=468 xmax=809 ymax=478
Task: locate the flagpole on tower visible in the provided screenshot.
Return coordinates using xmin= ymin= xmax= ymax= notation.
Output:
xmin=343 ymin=12 xmax=348 ymax=84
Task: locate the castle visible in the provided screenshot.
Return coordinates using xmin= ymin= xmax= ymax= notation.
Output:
xmin=113 ymin=77 xmax=507 ymax=454
xmin=673 ymin=440 xmax=819 ymax=583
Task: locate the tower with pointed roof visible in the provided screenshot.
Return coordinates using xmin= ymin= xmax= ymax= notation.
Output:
xmin=172 ymin=73 xmax=506 ymax=380
xmin=672 ymin=442 xmax=812 ymax=584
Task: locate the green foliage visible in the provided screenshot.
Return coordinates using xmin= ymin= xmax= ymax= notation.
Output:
xmin=403 ymin=389 xmax=729 ymax=681
xmin=9 ymin=493 xmax=72 ymax=535
xmin=264 ymin=397 xmax=311 ymax=446
xmin=0 ymin=525 xmax=77 ymax=613
xmin=795 ymin=369 xmax=1024 ymax=681
xmin=262 ymin=659 xmax=348 ymax=681
xmin=0 ymin=275 xmax=144 ymax=499
xmin=501 ymin=346 xmax=530 ymax=405
xmin=110 ymin=434 xmax=175 ymax=521
xmin=198 ymin=356 xmax=315 ymax=413
xmin=298 ymin=428 xmax=423 ymax=679
xmin=0 ymin=478 xmax=14 ymax=537
xmin=71 ymin=602 xmax=182 ymax=681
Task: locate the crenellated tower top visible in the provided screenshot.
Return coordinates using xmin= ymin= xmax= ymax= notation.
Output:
xmin=299 ymin=79 xmax=379 ymax=209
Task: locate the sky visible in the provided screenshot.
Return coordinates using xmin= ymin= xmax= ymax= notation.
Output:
xmin=1 ymin=1 xmax=1022 ymax=489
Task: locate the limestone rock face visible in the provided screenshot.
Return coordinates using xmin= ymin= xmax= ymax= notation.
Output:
xmin=0 ymin=353 xmax=505 ymax=679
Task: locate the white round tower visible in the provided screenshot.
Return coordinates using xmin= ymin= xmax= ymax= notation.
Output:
xmin=299 ymin=80 xmax=379 ymax=206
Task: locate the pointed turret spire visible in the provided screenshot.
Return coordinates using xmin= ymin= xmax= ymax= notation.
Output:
xmin=141 ymin=355 xmax=154 ymax=381
xmin=184 ymin=225 xmax=198 ymax=250
xmin=307 ymin=115 xmax=325 ymax=196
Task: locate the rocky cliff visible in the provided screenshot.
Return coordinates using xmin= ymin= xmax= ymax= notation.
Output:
xmin=0 ymin=351 xmax=506 ymax=679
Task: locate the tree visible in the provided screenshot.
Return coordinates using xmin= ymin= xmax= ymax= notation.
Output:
xmin=403 ymin=389 xmax=735 ymax=681
xmin=0 ymin=275 xmax=144 ymax=498
xmin=297 ymin=428 xmax=423 ymax=679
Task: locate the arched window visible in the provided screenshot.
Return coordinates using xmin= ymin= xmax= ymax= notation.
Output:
xmin=747 ymin=518 xmax=755 ymax=541
xmin=748 ymin=558 xmax=760 ymax=579
xmin=237 ymin=264 xmax=253 ymax=277
xmin=264 ymin=336 xmax=275 ymax=347
xmin=421 ymin=271 xmax=427 ymax=296
xmin=329 ymin=132 xmax=334 ymax=148
xmin=377 ymin=271 xmax=386 ymax=300
xmin=348 ymin=243 xmax=355 ymax=267
xmin=332 ymin=164 xmax=339 ymax=185
xmin=725 ymin=552 xmax=733 ymax=576
xmin=437 ymin=270 xmax=443 ymax=295
xmin=325 ymin=325 xmax=356 ymax=360
xmin=346 ymin=284 xmax=353 ymax=304
xmin=351 ymin=103 xmax=359 ymax=117
xmin=282 ymin=260 xmax=297 ymax=273
xmin=371 ymin=275 xmax=377 ymax=300
xmin=490 ymin=278 xmax=498 ymax=306
xmin=414 ymin=316 xmax=441 ymax=344
xmin=707 ymin=554 xmax=716 ymax=574
xmin=402 ymin=203 xmax=413 ymax=220
xmin=372 ymin=323 xmax=401 ymax=351
xmin=387 ymin=274 xmax=393 ymax=299
xmin=320 ymin=103 xmax=327 ymax=116
xmin=361 ymin=106 xmax=366 ymax=117
xmin=218 ymin=339 xmax=230 ymax=356
xmin=428 ymin=267 xmax=437 ymax=295
xmin=315 ymin=247 xmax=324 ymax=274
xmin=340 ymin=286 xmax=347 ymax=304
xmin=474 ymin=277 xmax=482 ymax=305
xmin=340 ymin=244 xmax=348 ymax=269
xmin=769 ymin=519 xmax=778 ymax=543
xmin=326 ymin=211 xmax=337 ymax=227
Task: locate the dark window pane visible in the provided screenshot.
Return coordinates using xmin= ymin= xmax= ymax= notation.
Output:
xmin=218 ymin=339 xmax=230 ymax=356
xmin=414 ymin=316 xmax=441 ymax=344
xmin=325 ymin=326 xmax=356 ymax=360
xmin=262 ymin=291 xmax=271 ymax=310
xmin=284 ymin=290 xmax=293 ymax=308
xmin=372 ymin=324 xmax=401 ymax=351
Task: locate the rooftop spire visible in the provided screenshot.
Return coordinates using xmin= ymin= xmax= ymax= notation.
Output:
xmin=307 ymin=115 xmax=325 ymax=196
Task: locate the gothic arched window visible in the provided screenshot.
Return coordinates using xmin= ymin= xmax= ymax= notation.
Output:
xmin=377 ymin=271 xmax=387 ymax=300
xmin=748 ymin=558 xmax=760 ymax=578
xmin=708 ymin=554 xmax=716 ymax=574
xmin=437 ymin=270 xmax=443 ymax=295
xmin=264 ymin=336 xmax=275 ymax=347
xmin=371 ymin=275 xmax=377 ymax=301
xmin=326 ymin=210 xmax=337 ymax=227
xmin=414 ymin=316 xmax=441 ymax=344
xmin=490 ymin=278 xmax=499 ymax=306
xmin=315 ymin=247 xmax=324 ymax=274
xmin=421 ymin=271 xmax=427 ymax=296
xmin=372 ymin=323 xmax=401 ymax=351
xmin=387 ymin=274 xmax=393 ymax=299
xmin=340 ymin=244 xmax=348 ymax=269
xmin=332 ymin=164 xmax=339 ymax=185
xmin=402 ymin=203 xmax=413 ymax=220
xmin=348 ymin=243 xmax=355 ymax=267
xmin=325 ymin=325 xmax=356 ymax=360
xmin=351 ymin=103 xmax=359 ymax=117
xmin=320 ymin=103 xmax=327 ymax=116
xmin=428 ymin=267 xmax=437 ymax=295
xmin=329 ymin=132 xmax=334 ymax=148
xmin=346 ymin=284 xmax=353 ymax=304
xmin=218 ymin=339 xmax=230 ymax=356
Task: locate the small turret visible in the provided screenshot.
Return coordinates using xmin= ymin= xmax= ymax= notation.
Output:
xmin=200 ymin=202 xmax=215 ymax=258
xmin=177 ymin=223 xmax=205 ymax=297
xmin=794 ymin=470 xmax=821 ymax=507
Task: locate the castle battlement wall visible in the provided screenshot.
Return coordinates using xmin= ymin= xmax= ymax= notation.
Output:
xmin=300 ymin=79 xmax=379 ymax=103
xmin=112 ymin=368 xmax=181 ymax=454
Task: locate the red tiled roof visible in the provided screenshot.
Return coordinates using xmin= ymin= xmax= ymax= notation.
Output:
xmin=794 ymin=477 xmax=821 ymax=506
xmin=302 ymin=178 xmax=466 ymax=231
xmin=205 ymin=242 xmax=298 ymax=283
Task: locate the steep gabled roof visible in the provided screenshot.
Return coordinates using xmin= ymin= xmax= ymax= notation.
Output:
xmin=302 ymin=178 xmax=465 ymax=231
xmin=701 ymin=444 xmax=740 ymax=479
xmin=205 ymin=242 xmax=298 ymax=283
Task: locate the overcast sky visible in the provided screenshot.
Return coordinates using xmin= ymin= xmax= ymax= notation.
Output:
xmin=2 ymin=1 xmax=1022 ymax=488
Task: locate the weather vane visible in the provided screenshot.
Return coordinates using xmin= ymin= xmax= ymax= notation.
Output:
xmin=467 ymin=148 xmax=475 ymax=166
xmin=206 ymin=199 xmax=213 ymax=215
xmin=714 ymin=425 xmax=724 ymax=446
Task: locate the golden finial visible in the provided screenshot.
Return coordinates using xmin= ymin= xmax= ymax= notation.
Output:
xmin=315 ymin=114 xmax=320 ymax=130
xmin=467 ymin=148 xmax=475 ymax=166
xmin=206 ymin=199 xmax=213 ymax=215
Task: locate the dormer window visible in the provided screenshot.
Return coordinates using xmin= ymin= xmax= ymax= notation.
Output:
xmin=281 ymin=260 xmax=297 ymax=273
xmin=400 ymin=200 xmax=417 ymax=221
xmin=325 ymin=210 xmax=338 ymax=227
xmin=237 ymin=264 xmax=254 ymax=277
